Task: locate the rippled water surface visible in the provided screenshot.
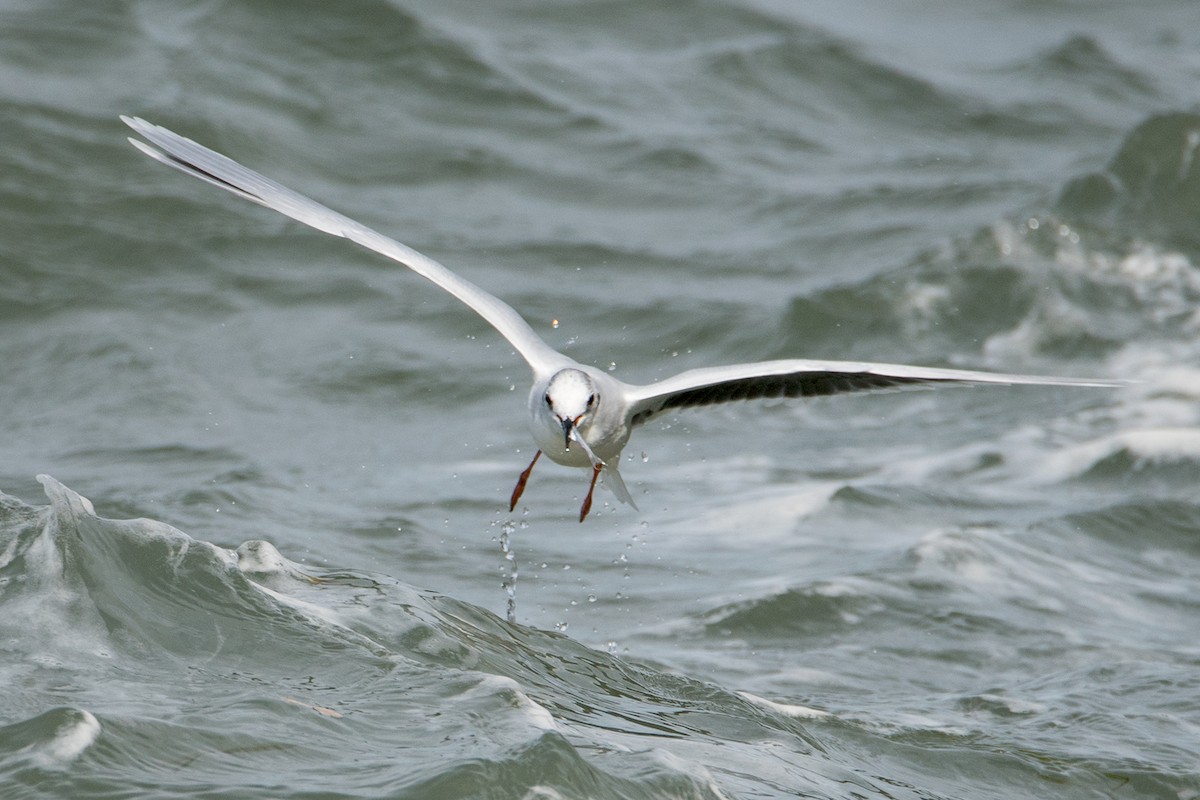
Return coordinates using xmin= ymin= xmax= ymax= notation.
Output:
xmin=2 ymin=1 xmax=1199 ymax=798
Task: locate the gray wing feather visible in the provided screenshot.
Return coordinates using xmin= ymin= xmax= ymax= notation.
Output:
xmin=626 ymin=359 xmax=1122 ymax=427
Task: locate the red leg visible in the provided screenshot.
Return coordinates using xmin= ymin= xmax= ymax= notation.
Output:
xmin=509 ymin=450 xmax=541 ymax=511
xmin=579 ymin=463 xmax=603 ymax=522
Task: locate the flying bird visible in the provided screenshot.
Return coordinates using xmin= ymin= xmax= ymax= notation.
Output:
xmin=122 ymin=116 xmax=1120 ymax=521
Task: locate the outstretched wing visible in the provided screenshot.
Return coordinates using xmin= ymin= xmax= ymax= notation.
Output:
xmin=122 ymin=116 xmax=570 ymax=375
xmin=625 ymin=359 xmax=1121 ymax=427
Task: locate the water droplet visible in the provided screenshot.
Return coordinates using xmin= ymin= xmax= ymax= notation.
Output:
xmin=587 ymin=594 xmax=597 ymax=603
xmin=499 ymin=520 xmax=516 ymax=554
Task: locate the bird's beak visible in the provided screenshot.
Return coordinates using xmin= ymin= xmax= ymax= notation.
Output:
xmin=560 ymin=416 xmax=577 ymax=450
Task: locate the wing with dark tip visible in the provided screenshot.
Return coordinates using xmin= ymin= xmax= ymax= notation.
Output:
xmin=624 ymin=359 xmax=1122 ymax=427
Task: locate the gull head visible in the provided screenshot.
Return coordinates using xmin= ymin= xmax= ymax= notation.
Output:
xmin=543 ymin=369 xmax=599 ymax=453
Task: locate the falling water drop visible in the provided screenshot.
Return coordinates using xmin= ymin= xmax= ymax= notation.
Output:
xmin=499 ymin=520 xmax=518 ymax=623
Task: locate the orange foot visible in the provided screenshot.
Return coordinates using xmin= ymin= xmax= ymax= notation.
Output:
xmin=509 ymin=450 xmax=541 ymax=511
xmin=578 ymin=463 xmax=603 ymax=522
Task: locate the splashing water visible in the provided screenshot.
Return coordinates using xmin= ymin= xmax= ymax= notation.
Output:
xmin=499 ymin=519 xmax=518 ymax=623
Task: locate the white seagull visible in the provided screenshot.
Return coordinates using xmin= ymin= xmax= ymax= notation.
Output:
xmin=122 ymin=116 xmax=1120 ymax=521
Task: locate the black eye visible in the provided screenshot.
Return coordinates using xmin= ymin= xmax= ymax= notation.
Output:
xmin=544 ymin=392 xmax=552 ymax=406
xmin=586 ymin=393 xmax=597 ymax=408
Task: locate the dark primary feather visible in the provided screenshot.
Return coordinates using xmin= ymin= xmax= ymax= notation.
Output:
xmin=630 ymin=371 xmax=949 ymax=427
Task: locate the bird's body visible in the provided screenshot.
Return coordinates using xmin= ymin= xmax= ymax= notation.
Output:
xmin=123 ymin=116 xmax=1122 ymax=521
xmin=530 ymin=368 xmax=628 ymax=469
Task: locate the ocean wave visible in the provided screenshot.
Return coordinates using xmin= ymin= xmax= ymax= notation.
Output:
xmin=0 ymin=476 xmax=850 ymax=798
xmin=1058 ymin=112 xmax=1200 ymax=254
xmin=14 ymin=476 xmax=1180 ymax=798
xmin=0 ymin=708 xmax=101 ymax=772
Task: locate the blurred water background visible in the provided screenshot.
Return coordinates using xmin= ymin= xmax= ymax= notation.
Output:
xmin=2 ymin=1 xmax=1199 ymax=797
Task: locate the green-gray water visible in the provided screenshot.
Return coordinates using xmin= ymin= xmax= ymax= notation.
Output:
xmin=2 ymin=2 xmax=1198 ymax=798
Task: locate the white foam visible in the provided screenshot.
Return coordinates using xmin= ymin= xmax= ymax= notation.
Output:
xmin=461 ymin=674 xmax=559 ymax=733
xmin=737 ymin=691 xmax=831 ymax=719
xmin=37 ymin=474 xmax=95 ymax=516
xmin=27 ymin=709 xmax=101 ymax=768
xmin=0 ymin=526 xmax=21 ymax=569
xmin=1032 ymin=427 xmax=1200 ymax=483
xmin=46 ymin=710 xmax=101 ymax=761
xmin=521 ymin=787 xmax=567 ymax=800
xmin=688 ymin=481 xmax=840 ymax=542
xmin=649 ymin=749 xmax=736 ymax=800
xmin=235 ymin=540 xmax=293 ymax=574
